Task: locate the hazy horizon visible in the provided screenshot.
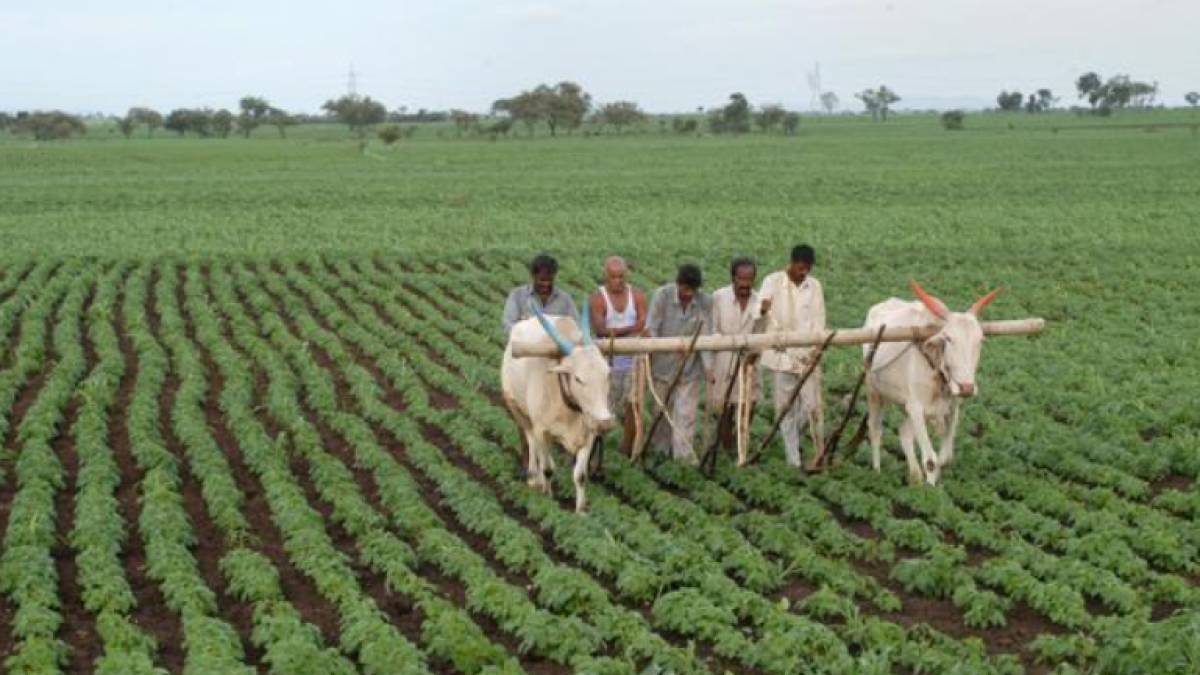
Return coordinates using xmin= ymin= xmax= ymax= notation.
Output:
xmin=4 ymin=0 xmax=1198 ymax=115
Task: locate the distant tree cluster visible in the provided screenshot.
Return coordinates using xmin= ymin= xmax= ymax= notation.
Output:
xmin=492 ymin=82 xmax=592 ymax=137
xmin=5 ymin=111 xmax=87 ymax=141
xmin=593 ymin=101 xmax=648 ymax=135
xmin=996 ymin=89 xmax=1057 ymax=113
xmin=1075 ymin=72 xmax=1159 ymax=114
xmin=856 ymin=86 xmax=901 ymax=121
xmin=705 ymin=94 xmax=800 ymax=135
xmin=323 ymin=95 xmax=387 ymax=138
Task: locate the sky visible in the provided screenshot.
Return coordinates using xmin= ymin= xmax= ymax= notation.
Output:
xmin=3 ymin=0 xmax=1198 ymax=114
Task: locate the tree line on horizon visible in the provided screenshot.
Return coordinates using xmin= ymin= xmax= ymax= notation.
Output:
xmin=3 ymin=74 xmax=1197 ymax=142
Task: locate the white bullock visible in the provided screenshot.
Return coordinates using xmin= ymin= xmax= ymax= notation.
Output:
xmin=864 ymin=280 xmax=1003 ymax=485
xmin=501 ymin=304 xmax=615 ymax=513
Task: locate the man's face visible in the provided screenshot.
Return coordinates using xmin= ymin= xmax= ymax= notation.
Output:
xmin=532 ymin=270 xmax=555 ymax=297
xmin=732 ymin=266 xmax=756 ymax=299
xmin=604 ymin=264 xmax=627 ymax=293
xmin=677 ymin=284 xmax=697 ymax=306
xmin=787 ymin=261 xmax=812 ymax=284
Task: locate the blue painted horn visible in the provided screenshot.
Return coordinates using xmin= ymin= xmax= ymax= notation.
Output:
xmin=530 ymin=301 xmax=575 ymax=356
xmin=580 ymin=297 xmax=594 ymax=346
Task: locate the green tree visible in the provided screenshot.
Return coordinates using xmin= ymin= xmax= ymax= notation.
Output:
xmin=997 ymin=91 xmax=1024 ymax=111
xmin=117 ymin=116 xmax=136 ymax=138
xmin=237 ymin=96 xmax=273 ymax=137
xmin=754 ymin=103 xmax=787 ymax=133
xmin=11 ymin=111 xmax=87 ymax=141
xmin=165 ymin=108 xmax=213 ymax=137
xmin=876 ymin=86 xmax=900 ymax=121
xmin=378 ymin=124 xmax=402 ymax=145
xmin=595 ymin=101 xmax=647 ymax=134
xmin=941 ymin=110 xmax=965 ymax=130
xmin=781 ymin=111 xmax=801 ymax=135
xmin=212 ymin=109 xmax=234 ymax=138
xmin=323 ymin=94 xmax=388 ymax=138
xmin=125 ymin=107 xmax=162 ymax=137
xmin=545 ymin=81 xmax=591 ymax=135
xmin=1036 ymin=89 xmax=1057 ymax=111
xmin=449 ymin=109 xmax=479 ymax=138
xmin=1076 ymin=72 xmax=1103 ymax=109
xmin=492 ymin=93 xmax=543 ymax=137
xmin=266 ymin=108 xmax=296 ymax=138
xmin=820 ymin=91 xmax=839 ymax=114
xmin=856 ymin=89 xmax=881 ymax=120
xmin=1186 ymin=92 xmax=1200 ymax=108
xmin=710 ymin=93 xmax=751 ymax=134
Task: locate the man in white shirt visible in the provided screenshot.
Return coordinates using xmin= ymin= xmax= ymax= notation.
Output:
xmin=758 ymin=245 xmax=827 ymax=468
xmin=709 ymin=257 xmax=763 ymax=455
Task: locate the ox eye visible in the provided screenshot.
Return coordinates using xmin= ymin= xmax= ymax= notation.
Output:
xmin=575 ymin=375 xmax=584 ymax=384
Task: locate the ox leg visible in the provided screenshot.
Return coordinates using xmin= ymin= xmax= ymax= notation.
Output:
xmin=938 ymin=405 xmax=961 ymax=469
xmin=898 ymin=416 xmax=923 ymax=485
xmin=526 ymin=432 xmax=551 ymax=495
xmin=573 ymin=441 xmax=593 ymax=514
xmin=868 ymin=390 xmax=884 ymax=473
xmin=906 ymin=404 xmax=940 ymax=485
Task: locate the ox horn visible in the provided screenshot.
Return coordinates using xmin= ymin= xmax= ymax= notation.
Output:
xmin=579 ymin=298 xmax=595 ymax=346
xmin=969 ymin=287 xmax=1004 ymax=316
xmin=909 ymin=279 xmax=949 ymax=320
xmin=530 ymin=301 xmax=575 ymax=356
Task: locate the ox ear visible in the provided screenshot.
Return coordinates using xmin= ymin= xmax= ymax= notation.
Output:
xmin=968 ymin=287 xmax=1004 ymax=316
xmin=910 ymin=279 xmax=949 ymax=320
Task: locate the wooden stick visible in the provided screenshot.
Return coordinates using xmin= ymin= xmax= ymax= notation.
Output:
xmin=811 ymin=324 xmax=887 ymax=472
xmin=633 ymin=322 xmax=704 ymax=464
xmin=745 ymin=331 xmax=838 ymax=466
xmin=701 ymin=349 xmax=746 ymax=476
xmin=512 ymin=318 xmax=1045 ymax=358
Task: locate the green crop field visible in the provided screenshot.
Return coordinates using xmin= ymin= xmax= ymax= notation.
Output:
xmin=0 ymin=112 xmax=1198 ymax=675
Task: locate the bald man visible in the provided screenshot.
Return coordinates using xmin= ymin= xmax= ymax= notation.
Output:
xmin=588 ymin=257 xmax=648 ymax=456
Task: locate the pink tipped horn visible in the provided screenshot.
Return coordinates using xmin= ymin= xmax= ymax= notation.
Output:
xmin=909 ymin=279 xmax=949 ymax=320
xmin=968 ymin=287 xmax=1004 ymax=316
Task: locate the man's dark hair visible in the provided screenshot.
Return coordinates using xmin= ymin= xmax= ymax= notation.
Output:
xmin=791 ymin=245 xmax=816 ymax=265
xmin=676 ymin=263 xmax=703 ymax=289
xmin=529 ymin=254 xmax=558 ymax=275
xmin=730 ymin=257 xmax=757 ymax=278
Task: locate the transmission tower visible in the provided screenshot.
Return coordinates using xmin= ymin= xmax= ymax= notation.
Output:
xmin=347 ymin=64 xmax=358 ymax=97
xmin=806 ymin=62 xmax=823 ymax=111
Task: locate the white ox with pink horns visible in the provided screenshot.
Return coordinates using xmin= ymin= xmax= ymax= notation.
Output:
xmin=863 ymin=280 xmax=1004 ymax=485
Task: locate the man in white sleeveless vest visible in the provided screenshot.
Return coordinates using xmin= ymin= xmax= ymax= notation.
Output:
xmin=588 ymin=256 xmax=647 ymax=456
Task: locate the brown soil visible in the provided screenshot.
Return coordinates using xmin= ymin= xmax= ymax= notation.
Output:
xmin=174 ymin=265 xmax=344 ymax=651
xmin=133 ymin=270 xmax=261 ymax=672
xmin=55 ymin=332 xmax=100 ymax=673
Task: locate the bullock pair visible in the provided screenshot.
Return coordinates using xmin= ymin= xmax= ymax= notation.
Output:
xmin=502 ymin=279 xmax=1005 ymax=512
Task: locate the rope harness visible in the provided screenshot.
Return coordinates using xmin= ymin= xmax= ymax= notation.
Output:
xmin=556 ymin=371 xmax=583 ymax=414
